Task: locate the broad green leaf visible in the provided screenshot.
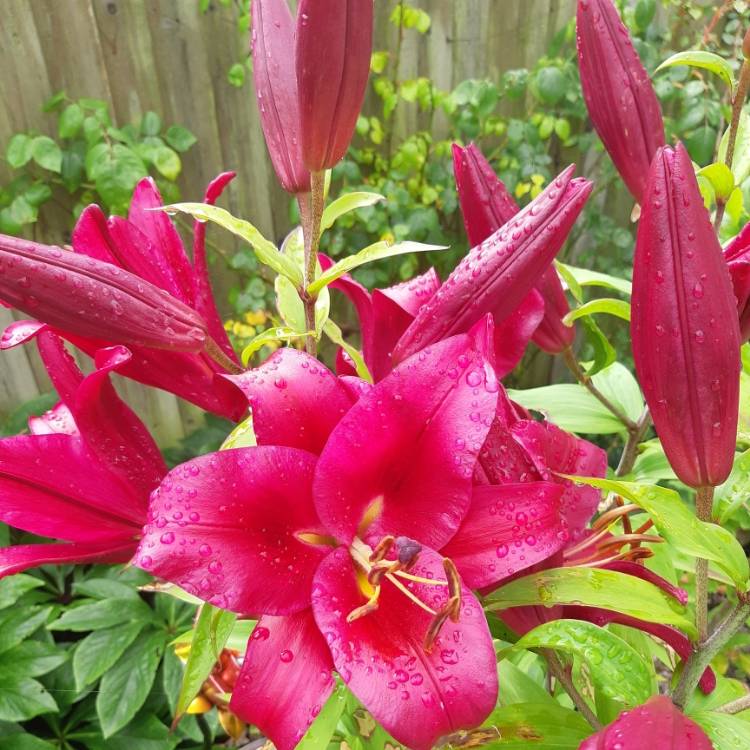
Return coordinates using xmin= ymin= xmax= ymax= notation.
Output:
xmin=323 ymin=319 xmax=373 ymax=383
xmin=31 ymin=136 xmax=62 ymax=173
xmin=164 ymin=125 xmax=197 ymax=153
xmin=73 ymin=577 xmax=140 ymax=600
xmin=320 ymin=192 xmax=385 ymax=232
xmin=719 ymin=109 xmax=750 ymax=185
xmin=5 ymin=134 xmax=33 ymax=168
xmin=514 ymin=620 xmax=654 ymax=707
xmin=153 ymin=147 xmax=181 ymax=181
xmin=508 ymin=384 xmax=624 ymax=434
xmin=563 ymin=298 xmax=631 ymax=325
xmin=0 ymin=574 xmax=44 ymax=609
xmin=631 ymin=440 xmax=677 ymax=483
xmin=691 ymin=711 xmax=750 ymax=750
xmin=163 ymin=203 xmax=302 ymax=285
xmin=485 ymin=567 xmax=695 ymax=637
xmin=557 ymin=263 xmax=632 ymax=297
xmin=297 ymin=683 xmax=348 ymax=749
xmin=240 ymin=326 xmax=312 ymax=366
xmin=49 ymin=597 xmax=153 ymax=632
xmin=656 ymin=51 xmax=736 ymax=94
xmin=478 ymin=702 xmax=591 ymax=748
xmin=497 ymin=660 xmax=557 ymax=707
xmin=686 ymin=674 xmax=749 ymax=714
xmin=697 ymin=163 xmax=735 ymax=202
xmin=59 ymin=103 xmax=84 ymax=138
xmin=175 ymin=605 xmax=236 ymax=718
xmin=0 ymin=607 xmax=52 ymax=655
xmin=588 ymin=362 xmax=644 ymax=423
xmin=568 ymin=478 xmax=750 ymax=589
xmin=308 ymin=240 xmax=445 ymax=295
xmin=221 ymin=412 xmax=257 ymax=449
xmin=715 ymin=449 xmax=750 ymax=524
xmin=0 ymin=640 xmax=67 ymax=679
xmin=84 ymin=713 xmax=180 ymax=750
xmin=97 ymin=629 xmax=166 ymax=737
xmin=73 ymin=622 xmax=145 ymax=690
xmin=0 ymin=677 xmax=57 ymax=722
xmin=0 ymin=735 xmax=56 ymax=750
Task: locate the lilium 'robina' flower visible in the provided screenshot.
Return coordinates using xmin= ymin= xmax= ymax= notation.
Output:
xmin=452 ymin=142 xmax=576 ymax=355
xmin=578 ymin=695 xmax=713 ymax=749
xmin=631 ymin=143 xmax=741 ymax=489
xmin=576 ymin=0 xmax=665 ymax=205
xmin=723 ymin=221 xmax=750 ymax=342
xmin=0 ymin=174 xmax=247 ymax=422
xmin=135 ymin=324 xmax=577 ymax=749
xmin=0 ymin=331 xmax=165 ymax=577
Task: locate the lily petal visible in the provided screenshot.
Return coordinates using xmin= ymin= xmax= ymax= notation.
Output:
xmin=491 ymin=289 xmax=545 ymax=378
xmin=135 ymin=447 xmax=326 ymax=615
xmin=28 ymin=403 xmax=78 ymax=436
xmin=230 ymin=610 xmax=335 ymax=750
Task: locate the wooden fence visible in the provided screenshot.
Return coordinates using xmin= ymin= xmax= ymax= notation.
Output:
xmin=0 ymin=0 xmax=575 ymax=443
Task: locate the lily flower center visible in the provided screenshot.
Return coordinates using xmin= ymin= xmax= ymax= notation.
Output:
xmin=347 ymin=535 xmax=462 ymax=652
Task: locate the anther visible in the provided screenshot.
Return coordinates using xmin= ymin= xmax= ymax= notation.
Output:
xmin=424 ymin=607 xmax=452 ymax=653
xmin=346 ymin=589 xmax=381 ymax=623
xmin=443 ymin=558 xmax=462 ymax=612
xmin=369 ymin=535 xmax=395 ymax=564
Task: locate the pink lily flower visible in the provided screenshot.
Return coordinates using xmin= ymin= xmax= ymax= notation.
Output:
xmin=1 ymin=174 xmax=247 ymax=421
xmin=0 ymin=331 xmax=165 ymax=577
xmin=723 ymin=221 xmax=750 ymax=342
xmin=579 ymin=695 xmax=712 ymax=749
xmin=135 ymin=325 xmax=574 ymax=749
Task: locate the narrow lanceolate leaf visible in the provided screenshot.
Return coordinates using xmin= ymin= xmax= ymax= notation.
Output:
xmin=176 ymin=604 xmax=236 ymax=719
xmin=656 ymin=51 xmax=736 ymax=95
xmin=631 ymin=143 xmax=741 ymax=489
xmin=563 ymin=298 xmax=631 ymax=325
xmin=557 ymin=263 xmax=632 ymax=296
xmin=485 ymin=566 xmax=696 ymax=637
xmin=514 ymin=619 xmax=654 ymax=707
xmin=296 ymin=683 xmax=347 ymax=749
xmin=161 ymin=203 xmax=303 ymax=285
xmin=394 ymin=165 xmax=591 ymax=362
xmin=240 ymin=326 xmax=312 ymax=366
xmin=568 ymin=478 xmax=750 ymax=589
xmin=307 ymin=241 xmax=445 ymax=296
xmin=319 ymin=192 xmax=385 ymax=232
xmin=691 ymin=711 xmax=750 ymax=749
xmin=323 ymin=319 xmax=373 ymax=383
xmin=577 ymin=0 xmax=665 ymax=204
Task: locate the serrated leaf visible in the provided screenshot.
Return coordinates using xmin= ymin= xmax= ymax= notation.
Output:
xmin=485 ymin=567 xmax=695 ymax=637
xmin=175 ymin=605 xmax=236 ymax=718
xmin=567 ymin=478 xmax=750 ymax=589
xmin=308 ymin=240 xmax=445 ymax=296
xmin=656 ymin=51 xmax=736 ymax=94
xmin=73 ymin=622 xmax=145 ymax=691
xmin=557 ymin=263 xmax=632 ymax=296
xmin=96 ymin=630 xmax=166 ymax=737
xmin=319 ymin=192 xmax=385 ymax=232
xmin=5 ymin=134 xmax=33 ymax=169
xmin=49 ymin=597 xmax=154 ymax=632
xmin=563 ymin=298 xmax=631 ymax=325
xmin=163 ymin=203 xmax=302 ymax=285
xmin=514 ymin=620 xmax=654 ymax=707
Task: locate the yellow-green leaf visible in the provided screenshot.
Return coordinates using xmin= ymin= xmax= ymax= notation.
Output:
xmin=656 ymin=51 xmax=736 ymax=95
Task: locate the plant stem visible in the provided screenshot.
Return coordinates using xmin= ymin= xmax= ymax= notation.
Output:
xmin=205 ymin=336 xmax=243 ymax=374
xmin=562 ymin=348 xmax=637 ymax=431
xmin=673 ymin=598 xmax=750 ymax=709
xmin=298 ymin=171 xmax=326 ymax=357
xmin=615 ymin=407 xmax=651 ymax=477
xmin=695 ymin=486 xmax=715 ymax=643
xmin=716 ymin=692 xmax=750 ymax=714
xmin=544 ymin=650 xmax=602 ymax=730
xmin=714 ymin=57 xmax=750 ymax=231
xmin=196 ymin=713 xmax=212 ymax=750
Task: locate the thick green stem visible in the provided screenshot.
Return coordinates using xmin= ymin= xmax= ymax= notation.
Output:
xmin=298 ymin=172 xmax=326 ymax=357
xmin=695 ymin=486 xmax=715 ymax=643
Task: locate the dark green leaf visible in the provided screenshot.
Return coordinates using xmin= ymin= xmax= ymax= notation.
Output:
xmin=0 ymin=678 xmax=57 ymax=722
xmin=580 ymin=316 xmax=616 ymax=376
xmin=49 ymin=597 xmax=153 ymax=632
xmin=77 ymin=712 xmax=179 ymax=750
xmin=73 ymin=622 xmax=145 ymax=691
xmin=73 ymin=578 xmax=140 ymax=600
xmin=0 ymin=640 xmax=67 ymax=679
xmin=0 ymin=574 xmax=44 ymax=609
xmin=0 ymin=735 xmax=56 ymax=750
xmin=0 ymin=607 xmax=51 ymax=654
xmin=23 ymin=182 xmax=52 ymax=207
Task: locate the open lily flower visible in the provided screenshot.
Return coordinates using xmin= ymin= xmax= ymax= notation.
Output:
xmin=134 ymin=325 xmax=577 ymax=748
xmin=0 ymin=174 xmax=247 ymax=421
xmin=0 ymin=331 xmax=165 ymax=577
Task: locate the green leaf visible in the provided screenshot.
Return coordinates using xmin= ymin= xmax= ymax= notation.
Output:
xmin=514 ymin=620 xmax=654 ymax=707
xmin=564 ymin=298 xmax=631 ymax=326
xmin=84 ymin=713 xmax=180 ymax=750
xmin=718 ymin=109 xmax=750 ymax=185
xmin=153 ymin=147 xmax=181 ymax=181
xmin=73 ymin=577 xmax=141 ymax=600
xmin=698 ymin=163 xmax=735 ymax=202
xmin=96 ymin=629 xmax=166 ymax=737
xmin=497 ymin=660 xmax=557 ymax=707
xmin=297 ymin=683 xmax=348 ymax=749
xmin=5 ymin=134 xmax=33 ymax=169
xmin=478 ymin=702 xmax=591 ymax=748
xmin=0 ymin=735 xmax=56 ymax=750
xmin=42 ymin=90 xmax=67 ymax=112
xmin=73 ymin=622 xmax=145 ymax=691
xmin=227 ymin=62 xmax=246 ymax=87
xmin=88 ymin=144 xmax=147 ymax=213
xmin=221 ymin=413 xmax=257 ymax=449
xmin=31 ymin=136 xmax=62 ymax=173
xmin=535 ymin=66 xmax=567 ymax=105
xmin=58 ymin=103 xmax=84 ymax=138
xmin=240 ymin=327 xmax=312 ymax=366
xmin=0 ymin=607 xmax=52 ymax=654
xmin=49 ymin=597 xmax=154 ymax=632
xmin=656 ymin=51 xmax=736 ymax=95
xmin=23 ymin=182 xmax=52 ymax=208
xmin=485 ymin=567 xmax=696 ymax=637
xmin=557 ymin=263 xmax=632 ymax=296
xmin=0 ymin=574 xmax=44 ymax=608
xmin=635 ymin=0 xmax=656 ymax=30
xmin=308 ymin=240 xmax=445 ymax=295
xmin=320 ymin=192 xmax=386 ymax=232
xmin=323 ymin=319 xmax=373 ymax=383
xmin=140 ymin=111 xmax=162 ymax=137
xmin=0 ymin=677 xmax=57 ymax=722
xmin=691 ymin=711 xmax=750 ymax=749
xmin=164 ymin=125 xmax=197 ymax=153
xmin=0 ymin=640 xmax=67 ymax=679
xmin=580 ymin=316 xmax=617 ymax=376
xmin=6 ymin=195 xmax=37 ymax=226
xmin=567 ymin=478 xmax=750 ymax=589
xmin=715 ymin=449 xmax=750 ymax=524
xmin=175 ymin=605 xmax=236 ymax=718
xmin=163 ymin=203 xmax=302 ymax=285
xmin=589 ymin=361 xmax=644 ymax=423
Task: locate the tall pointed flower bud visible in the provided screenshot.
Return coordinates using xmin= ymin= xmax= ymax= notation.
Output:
xmin=452 ymin=143 xmax=576 ymax=354
xmin=0 ymin=236 xmax=207 ymax=352
xmin=251 ymin=0 xmax=310 ymax=194
xmin=632 ymin=143 xmax=741 ymax=489
xmin=576 ymin=0 xmax=665 ymax=204
xmin=393 ymin=165 xmax=591 ymax=364
xmin=296 ymin=0 xmax=373 ymax=171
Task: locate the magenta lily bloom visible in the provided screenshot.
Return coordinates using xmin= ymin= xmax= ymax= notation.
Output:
xmin=576 ymin=0 xmax=665 ymax=205
xmin=578 ymin=696 xmax=712 ymax=750
xmin=723 ymin=222 xmax=750 ymax=342
xmin=135 ymin=327 xmax=575 ymax=748
xmin=393 ymin=165 xmax=591 ymax=364
xmin=452 ymin=142 xmax=575 ymax=355
xmin=632 ymin=143 xmax=741 ymax=489
xmin=1 ymin=175 xmax=247 ymax=421
xmin=0 ymin=331 xmax=164 ymax=577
